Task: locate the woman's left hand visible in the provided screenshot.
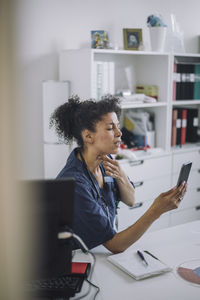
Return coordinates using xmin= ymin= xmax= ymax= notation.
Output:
xmin=101 ymin=155 xmax=125 ymax=184
xmin=101 ymin=155 xmax=135 ymax=207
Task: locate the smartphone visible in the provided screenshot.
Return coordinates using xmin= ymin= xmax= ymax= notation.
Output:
xmin=177 ymin=162 xmax=192 ymax=187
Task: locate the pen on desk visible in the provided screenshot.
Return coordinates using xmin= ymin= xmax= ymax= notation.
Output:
xmin=144 ymin=250 xmax=159 ymax=261
xmin=137 ymin=250 xmax=148 ymax=266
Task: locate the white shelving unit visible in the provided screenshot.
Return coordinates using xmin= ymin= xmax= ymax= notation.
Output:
xmin=59 ymin=49 xmax=200 ymax=231
xmin=59 ymin=49 xmax=171 ymax=151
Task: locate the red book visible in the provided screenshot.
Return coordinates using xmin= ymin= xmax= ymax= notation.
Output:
xmin=171 ymin=109 xmax=178 ymax=146
xmin=181 ymin=109 xmax=187 ymax=145
xmin=173 ymin=63 xmax=177 ymax=101
xmin=72 ymin=262 xmax=88 ymax=274
xmin=71 ymin=262 xmax=91 ymax=277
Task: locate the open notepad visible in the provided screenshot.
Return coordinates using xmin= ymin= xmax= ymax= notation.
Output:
xmin=107 ymin=250 xmax=172 ymax=280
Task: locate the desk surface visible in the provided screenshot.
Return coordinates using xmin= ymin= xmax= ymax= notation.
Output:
xmin=73 ymin=220 xmax=200 ymax=300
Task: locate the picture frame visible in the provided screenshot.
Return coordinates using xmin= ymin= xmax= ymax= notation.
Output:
xmin=91 ymin=30 xmax=109 ymax=49
xmin=123 ymin=28 xmax=143 ymax=50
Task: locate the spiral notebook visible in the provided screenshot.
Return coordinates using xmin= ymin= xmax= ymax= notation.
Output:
xmin=107 ymin=250 xmax=172 ymax=280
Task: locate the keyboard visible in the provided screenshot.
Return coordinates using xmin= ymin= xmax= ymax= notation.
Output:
xmin=26 ymin=274 xmax=84 ymax=298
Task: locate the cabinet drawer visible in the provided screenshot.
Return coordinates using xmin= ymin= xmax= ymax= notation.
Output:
xmin=172 ymin=169 xmax=200 ymax=190
xmin=170 ymin=206 xmax=200 ymax=227
xmin=134 ymin=175 xmax=171 ymax=203
xmin=118 ymin=200 xmax=170 ymax=232
xmin=178 ymin=188 xmax=200 ymax=210
xmin=172 ymin=149 xmax=200 ymax=173
xmin=118 ymin=201 xmax=152 ymax=231
xmin=120 ymin=155 xmax=172 ymax=182
xmin=149 ymin=213 xmax=170 ymax=232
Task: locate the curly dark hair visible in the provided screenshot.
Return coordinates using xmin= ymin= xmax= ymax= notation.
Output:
xmin=50 ymin=95 xmax=121 ymax=147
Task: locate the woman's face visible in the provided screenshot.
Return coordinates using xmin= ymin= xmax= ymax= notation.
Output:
xmin=92 ymin=112 xmax=122 ymax=155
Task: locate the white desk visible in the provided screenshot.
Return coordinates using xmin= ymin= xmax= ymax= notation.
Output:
xmin=73 ymin=220 xmax=200 ymax=300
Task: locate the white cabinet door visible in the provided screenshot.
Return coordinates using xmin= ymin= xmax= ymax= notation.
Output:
xmin=172 ymin=149 xmax=200 ymax=173
xmin=172 ymin=169 xmax=200 ymax=191
xmin=177 ymin=188 xmax=200 ymax=210
xmin=119 ymin=155 xmax=172 ymax=182
xmin=118 ymin=155 xmax=172 ymax=232
xmin=149 ymin=212 xmax=170 ymax=232
xmin=118 ymin=201 xmax=150 ymax=231
xmin=170 ymin=150 xmax=200 ymax=226
xmin=118 ymin=200 xmax=170 ymax=232
xmin=134 ymin=175 xmax=171 ymax=203
xmin=170 ymin=206 xmax=200 ymax=227
xmin=44 ymin=144 xmax=69 ymax=179
xmin=42 ymin=81 xmax=70 ymax=143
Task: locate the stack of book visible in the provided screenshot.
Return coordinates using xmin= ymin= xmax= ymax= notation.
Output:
xmin=171 ymin=107 xmax=199 ymax=147
xmin=136 ymin=85 xmax=158 ymax=100
xmin=92 ymin=61 xmax=115 ymax=100
xmin=173 ymin=63 xmax=200 ymax=100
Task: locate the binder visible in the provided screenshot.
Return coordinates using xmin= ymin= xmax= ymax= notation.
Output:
xmin=173 ymin=63 xmax=177 ymax=101
xmin=176 ymin=64 xmax=182 ymax=100
xmin=108 ymin=62 xmax=115 ymax=95
xmin=194 ymin=64 xmax=200 ymax=100
xmin=177 ymin=64 xmax=195 ymax=100
xmin=176 ymin=108 xmax=182 ymax=146
xmin=93 ymin=61 xmax=115 ymax=100
xmin=171 ymin=109 xmax=178 ymax=146
xmin=180 ymin=64 xmax=187 ymax=100
xmin=186 ymin=108 xmax=199 ymax=143
xmin=184 ymin=64 xmax=194 ymax=100
xmin=180 ymin=109 xmax=187 ymax=146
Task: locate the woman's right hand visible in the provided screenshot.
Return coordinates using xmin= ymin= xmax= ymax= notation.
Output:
xmin=150 ymin=182 xmax=187 ymax=218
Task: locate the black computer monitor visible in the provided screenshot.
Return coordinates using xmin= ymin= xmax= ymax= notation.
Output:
xmin=21 ymin=178 xmax=75 ymax=280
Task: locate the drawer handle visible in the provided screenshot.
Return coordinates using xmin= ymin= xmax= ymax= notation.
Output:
xmin=197 ymin=188 xmax=200 ymax=192
xmin=198 ymin=169 xmax=200 ymax=173
xmin=195 ymin=206 xmax=200 ymax=211
xmin=130 ymin=202 xmax=143 ymax=209
xmin=129 ymin=160 xmax=144 ymax=166
xmin=134 ymin=181 xmax=144 ymax=188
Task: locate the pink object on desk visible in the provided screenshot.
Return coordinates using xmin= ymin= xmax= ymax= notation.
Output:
xmin=177 ymin=267 xmax=200 ymax=285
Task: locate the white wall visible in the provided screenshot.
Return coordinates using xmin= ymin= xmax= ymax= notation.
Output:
xmin=14 ymin=0 xmax=200 ymax=178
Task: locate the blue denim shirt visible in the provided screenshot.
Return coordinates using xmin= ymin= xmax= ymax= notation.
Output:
xmin=57 ymin=148 xmax=119 ymax=250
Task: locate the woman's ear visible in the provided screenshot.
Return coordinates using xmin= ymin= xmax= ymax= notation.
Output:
xmin=82 ymin=129 xmax=94 ymax=144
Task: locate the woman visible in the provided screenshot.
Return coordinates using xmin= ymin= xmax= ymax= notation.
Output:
xmin=50 ymin=95 xmax=187 ymax=254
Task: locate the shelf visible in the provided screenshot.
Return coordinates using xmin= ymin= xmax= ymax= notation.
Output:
xmin=63 ymin=49 xmax=200 ymax=58
xmin=121 ymin=102 xmax=167 ymax=109
xmin=174 ymin=53 xmax=200 ymax=58
xmin=171 ymin=143 xmax=200 ymax=153
xmin=92 ymin=49 xmax=170 ymax=56
xmin=172 ymin=100 xmax=200 ymax=106
xmin=115 ymin=148 xmax=170 ymax=164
